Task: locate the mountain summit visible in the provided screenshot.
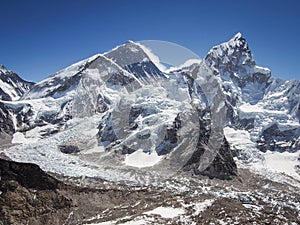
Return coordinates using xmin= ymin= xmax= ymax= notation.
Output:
xmin=205 ymin=33 xmax=299 ymax=159
xmin=0 ymin=65 xmax=33 ymax=101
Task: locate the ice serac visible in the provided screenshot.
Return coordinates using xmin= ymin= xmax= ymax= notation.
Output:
xmin=205 ymin=33 xmax=300 ymax=158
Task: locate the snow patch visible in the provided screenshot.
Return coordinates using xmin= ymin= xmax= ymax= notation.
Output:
xmin=12 ymin=132 xmax=28 ymax=144
xmin=252 ymin=151 xmax=300 ymax=181
xmin=193 ymin=199 xmax=215 ymax=215
xmin=11 ymin=130 xmax=41 ymax=144
xmin=144 ymin=206 xmax=185 ymax=218
xmin=166 ymin=59 xmax=202 ymax=72
xmin=124 ymin=150 xmax=162 ymax=168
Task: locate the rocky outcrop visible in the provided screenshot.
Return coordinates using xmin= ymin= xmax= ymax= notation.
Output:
xmin=257 ymin=123 xmax=300 ymax=152
xmin=0 ymin=158 xmax=72 ymax=225
xmin=0 ymin=158 xmax=173 ymax=225
xmin=0 ymin=102 xmax=14 ymax=145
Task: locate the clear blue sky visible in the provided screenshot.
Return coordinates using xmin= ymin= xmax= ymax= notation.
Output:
xmin=0 ymin=0 xmax=299 ymax=82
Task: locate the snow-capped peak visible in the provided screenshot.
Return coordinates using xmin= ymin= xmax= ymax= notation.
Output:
xmin=104 ymin=40 xmax=151 ymax=66
xmin=0 ymin=65 xmax=34 ymax=101
xmin=0 ymin=64 xmax=10 ymax=74
xmin=230 ymin=32 xmax=243 ymax=42
xmin=105 ymin=40 xmax=166 ymax=80
xmin=206 ymin=32 xmax=252 ymax=63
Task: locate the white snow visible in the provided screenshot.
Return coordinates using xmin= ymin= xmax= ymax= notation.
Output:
xmin=144 ymin=206 xmax=185 ymax=218
xmin=239 ymin=103 xmax=287 ymax=116
xmin=252 ymin=151 xmax=300 ymax=181
xmin=86 ymin=222 xmax=114 ymax=225
xmin=11 ymin=126 xmax=47 ymax=144
xmin=254 ymin=65 xmax=271 ymax=74
xmin=239 ymin=103 xmax=265 ymax=114
xmin=166 ymin=59 xmax=202 ymax=72
xmin=12 ymin=132 xmax=28 ymax=144
xmin=223 ymin=127 xmax=259 ymax=157
xmin=0 ymin=79 xmax=20 ymax=100
xmin=81 ymin=146 xmax=105 ymax=155
xmin=225 ymin=127 xmax=300 ymax=186
xmin=193 ymin=199 xmax=215 ymax=215
xmin=124 ymin=150 xmax=162 ymax=168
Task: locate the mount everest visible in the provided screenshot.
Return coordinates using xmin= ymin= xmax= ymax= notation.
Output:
xmin=0 ymin=33 xmax=299 ymax=186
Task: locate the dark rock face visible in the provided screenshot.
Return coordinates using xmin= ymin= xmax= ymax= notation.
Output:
xmin=0 ymin=65 xmax=34 ymax=144
xmin=24 ymin=73 xmax=82 ymax=100
xmin=97 ymin=113 xmax=117 ymax=145
xmin=198 ymin=138 xmax=237 ymax=179
xmin=0 ymin=158 xmax=59 ymax=190
xmin=156 ymin=114 xmax=181 ymax=156
xmin=0 ymin=102 xmax=14 ymax=145
xmin=205 ymin=34 xmax=255 ymax=77
xmin=106 ymin=72 xmax=136 ymax=86
xmin=182 ymin=138 xmax=237 ymax=180
xmin=0 ymin=158 xmax=73 ymax=225
xmin=104 ymin=41 xmax=165 ymax=81
xmin=257 ymin=123 xmax=300 ymax=152
xmin=172 ymin=68 xmax=237 ymax=179
xmin=0 ymin=102 xmax=14 ymax=135
xmin=123 ymin=61 xmax=166 ymax=81
xmin=59 ymin=145 xmax=80 ymax=154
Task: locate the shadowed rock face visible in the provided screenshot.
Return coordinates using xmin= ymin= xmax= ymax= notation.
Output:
xmin=104 ymin=41 xmax=166 ymax=81
xmin=257 ymin=123 xmax=300 ymax=152
xmin=0 ymin=158 xmax=73 ymax=225
xmin=0 ymin=102 xmax=14 ymax=145
xmin=0 ymin=158 xmax=60 ymax=190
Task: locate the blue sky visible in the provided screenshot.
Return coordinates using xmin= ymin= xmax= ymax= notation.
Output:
xmin=0 ymin=0 xmax=299 ymax=82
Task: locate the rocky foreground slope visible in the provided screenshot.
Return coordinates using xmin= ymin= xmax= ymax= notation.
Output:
xmin=0 ymin=157 xmax=299 ymax=224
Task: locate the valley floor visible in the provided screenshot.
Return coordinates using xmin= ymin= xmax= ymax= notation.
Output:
xmin=0 ymin=157 xmax=299 ymax=225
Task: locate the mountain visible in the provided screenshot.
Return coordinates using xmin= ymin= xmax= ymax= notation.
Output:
xmin=0 ymin=43 xmax=237 ymax=182
xmin=0 ymin=65 xmax=34 ymax=101
xmin=0 ymin=33 xmax=299 ymax=186
xmin=205 ymin=33 xmax=300 ymax=182
xmin=104 ymin=40 xmax=166 ymax=81
xmin=0 ymin=66 xmax=34 ymax=145
xmin=0 ymin=34 xmax=300 ymax=224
